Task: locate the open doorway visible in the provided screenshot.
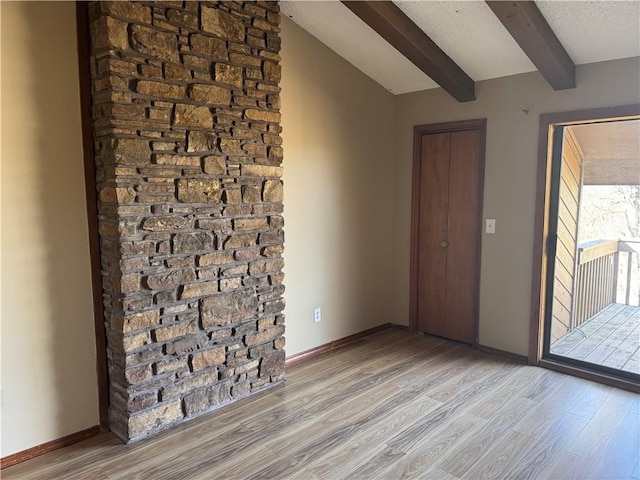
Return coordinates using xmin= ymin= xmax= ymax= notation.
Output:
xmin=531 ymin=105 xmax=640 ymax=390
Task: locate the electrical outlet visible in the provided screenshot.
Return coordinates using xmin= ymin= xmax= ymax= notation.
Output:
xmin=313 ymin=307 xmax=322 ymax=323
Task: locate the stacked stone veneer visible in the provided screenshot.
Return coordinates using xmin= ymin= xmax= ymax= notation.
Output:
xmin=88 ymin=0 xmax=285 ymax=442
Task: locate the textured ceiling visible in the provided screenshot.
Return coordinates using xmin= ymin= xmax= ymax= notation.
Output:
xmin=280 ymin=1 xmax=640 ymax=95
xmin=571 ymin=120 xmax=640 ymax=185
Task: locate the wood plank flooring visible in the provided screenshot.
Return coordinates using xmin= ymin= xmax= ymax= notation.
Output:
xmin=551 ymin=303 xmax=640 ymax=374
xmin=4 ymin=329 xmax=639 ymax=479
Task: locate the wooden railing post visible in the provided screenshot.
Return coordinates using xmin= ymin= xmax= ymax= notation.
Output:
xmin=612 ymin=248 xmax=620 ymax=303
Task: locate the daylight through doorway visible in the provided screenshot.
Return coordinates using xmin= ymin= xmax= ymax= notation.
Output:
xmin=544 ymin=119 xmax=640 ymax=382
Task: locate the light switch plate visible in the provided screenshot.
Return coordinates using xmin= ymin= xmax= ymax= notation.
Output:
xmin=486 ymin=219 xmax=496 ymax=234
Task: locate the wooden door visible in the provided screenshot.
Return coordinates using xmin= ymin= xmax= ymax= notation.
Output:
xmin=411 ymin=120 xmax=486 ymax=344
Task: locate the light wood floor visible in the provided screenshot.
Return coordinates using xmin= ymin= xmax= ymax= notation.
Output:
xmin=552 ymin=303 xmax=640 ymax=375
xmin=4 ymin=329 xmax=640 ymax=479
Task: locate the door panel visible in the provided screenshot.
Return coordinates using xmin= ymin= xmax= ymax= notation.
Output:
xmin=413 ymin=122 xmax=485 ymax=345
xmin=446 ymin=130 xmax=481 ymax=343
xmin=417 ymin=133 xmax=450 ymax=337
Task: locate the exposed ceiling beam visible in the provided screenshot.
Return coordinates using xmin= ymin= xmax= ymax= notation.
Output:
xmin=342 ymin=1 xmax=475 ymax=102
xmin=486 ymin=1 xmax=576 ymax=90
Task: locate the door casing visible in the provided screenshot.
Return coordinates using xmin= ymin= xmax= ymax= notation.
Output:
xmin=530 ymin=104 xmax=640 ymax=393
xmin=409 ymin=119 xmax=487 ymax=346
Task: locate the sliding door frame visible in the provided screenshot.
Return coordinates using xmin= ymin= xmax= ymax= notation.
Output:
xmin=530 ymin=104 xmax=640 ymax=392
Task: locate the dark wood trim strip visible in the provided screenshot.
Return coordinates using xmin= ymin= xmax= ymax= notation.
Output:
xmin=1 ymin=426 xmax=100 ymax=469
xmin=390 ymin=323 xmax=411 ymax=332
xmin=477 ymin=344 xmax=528 ymax=365
xmin=409 ymin=118 xmax=487 ymax=347
xmin=341 ymin=1 xmax=475 ymax=102
xmin=285 ymin=323 xmax=393 ymax=365
xmin=485 ymin=1 xmax=575 ymax=90
xmin=539 ymin=359 xmax=640 ymax=394
xmin=75 ymin=1 xmax=110 ymax=430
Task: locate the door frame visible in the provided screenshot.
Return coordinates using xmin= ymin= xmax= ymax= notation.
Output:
xmin=530 ymin=104 xmax=640 ymax=392
xmin=409 ymin=118 xmax=487 ymax=346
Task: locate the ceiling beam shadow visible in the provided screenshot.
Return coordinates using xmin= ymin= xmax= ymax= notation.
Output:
xmin=342 ymin=1 xmax=475 ymax=102
xmin=486 ymin=1 xmax=576 ymax=90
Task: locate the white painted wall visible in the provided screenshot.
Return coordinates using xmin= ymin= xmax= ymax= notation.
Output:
xmin=392 ymin=57 xmax=640 ymax=355
xmin=1 ymin=1 xmax=99 ymax=457
xmin=280 ymin=17 xmax=397 ymax=355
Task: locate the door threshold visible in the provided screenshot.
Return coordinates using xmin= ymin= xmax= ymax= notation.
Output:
xmin=539 ymin=358 xmax=639 ymax=393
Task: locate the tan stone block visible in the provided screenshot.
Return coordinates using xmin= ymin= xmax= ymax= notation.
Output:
xmin=198 ymin=251 xmax=234 ymax=266
xmin=229 ymin=53 xmax=261 ymax=68
xmin=100 ymin=186 xmax=135 ymax=204
xmin=224 ymin=233 xmax=257 ymax=248
xmin=190 ymin=34 xmax=227 ymax=60
xmin=260 ymin=350 xmax=285 ymax=377
xmin=125 ymin=365 xmax=152 ymax=384
xmin=154 ymin=358 xmax=188 ymax=375
xmin=220 ymin=277 xmax=242 ymax=291
xmin=91 ymin=16 xmax=128 ymax=50
xmin=245 ymin=325 xmax=285 ymax=346
xmin=203 ymin=156 xmax=226 ymax=175
xmin=165 ymin=65 xmax=192 ymax=81
xmin=219 ymin=138 xmax=241 ymax=153
xmin=253 ymin=17 xmax=279 ymax=32
xmin=268 ymin=145 xmax=284 ymax=163
xmin=137 ymin=81 xmax=185 ymax=99
xmin=153 ymin=154 xmax=199 ymax=167
xmin=181 ymin=280 xmax=218 ymax=299
xmin=258 ymin=317 xmax=275 ymax=330
xmin=245 ymin=109 xmax=281 ymax=124
xmin=263 ymin=61 xmax=281 ymax=83
xmin=201 ymin=6 xmax=245 ymax=40
xmin=123 ymin=310 xmax=159 ymax=333
xmin=242 ymin=164 xmax=282 ymax=178
xmin=223 ymin=188 xmax=242 ymax=205
xmin=173 ymin=232 xmax=214 ymax=254
xmin=123 ymin=332 xmax=150 ymax=352
xmin=197 ymin=218 xmax=232 ymax=231
xmin=146 ymin=268 xmax=196 ymax=290
xmin=189 ymin=84 xmax=231 ymax=105
xmin=177 ymin=179 xmax=223 ymax=203
xmin=215 ymin=63 xmax=243 ymax=87
xmin=120 ymin=272 xmax=140 ymax=293
xmin=188 ymin=132 xmax=217 ymax=153
xmin=263 ymin=245 xmax=284 ymax=257
xmin=166 ymin=9 xmax=198 ymax=29
xmin=191 ymin=346 xmax=225 ymax=371
xmin=128 ymin=400 xmax=183 ymax=439
xmin=242 ymin=185 xmax=262 ymax=203
xmin=174 ymin=104 xmax=212 ymax=129
xmin=233 ymin=218 xmax=268 ymax=231
xmin=154 ymin=321 xmax=197 ymax=342
xmin=242 ymin=143 xmax=267 ymax=156
xmin=103 ymin=1 xmax=151 ymax=23
xmin=142 ymin=217 xmax=190 ymax=231
xmin=201 ymin=289 xmax=258 ymax=328
xmin=249 ymin=258 xmax=284 ymax=275
xmin=263 ymin=180 xmax=283 ymax=203
xmin=131 ymin=25 xmax=178 ymax=63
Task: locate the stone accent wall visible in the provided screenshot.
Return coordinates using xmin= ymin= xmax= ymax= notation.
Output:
xmin=88 ymin=0 xmax=285 ymax=442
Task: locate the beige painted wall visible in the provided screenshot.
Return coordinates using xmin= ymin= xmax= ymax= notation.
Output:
xmin=1 ymin=1 xmax=99 ymax=457
xmin=392 ymin=57 xmax=640 ymax=355
xmin=280 ymin=17 xmax=396 ymax=355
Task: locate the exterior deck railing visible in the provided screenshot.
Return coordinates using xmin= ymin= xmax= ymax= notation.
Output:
xmin=573 ymin=239 xmax=640 ymax=328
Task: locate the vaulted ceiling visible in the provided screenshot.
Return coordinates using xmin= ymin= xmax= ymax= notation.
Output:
xmin=281 ymin=1 xmax=640 ymax=100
